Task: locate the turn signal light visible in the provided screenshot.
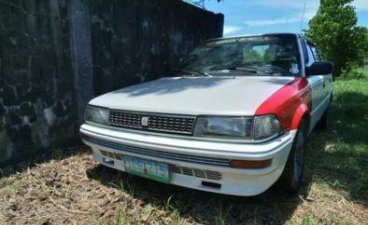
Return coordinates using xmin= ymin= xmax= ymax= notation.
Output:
xmin=229 ymin=159 xmax=272 ymax=169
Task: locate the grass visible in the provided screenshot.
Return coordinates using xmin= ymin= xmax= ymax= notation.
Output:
xmin=0 ymin=67 xmax=367 ymax=225
xmin=291 ymin=216 xmax=328 ymax=225
xmin=309 ymin=66 xmax=368 ymax=200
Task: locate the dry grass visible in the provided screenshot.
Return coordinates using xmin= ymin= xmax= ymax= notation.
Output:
xmin=1 ymin=70 xmax=368 ymax=225
xmin=0 ymin=147 xmax=366 ymax=225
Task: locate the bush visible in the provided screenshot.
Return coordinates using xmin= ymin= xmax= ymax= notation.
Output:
xmin=341 ymin=65 xmax=367 ymax=79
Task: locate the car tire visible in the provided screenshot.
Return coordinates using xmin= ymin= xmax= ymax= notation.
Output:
xmin=315 ymin=106 xmax=329 ymax=131
xmin=316 ymin=95 xmax=332 ymax=131
xmin=279 ymin=120 xmax=308 ymax=193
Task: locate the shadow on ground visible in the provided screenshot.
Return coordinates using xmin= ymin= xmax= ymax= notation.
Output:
xmin=0 ymin=145 xmax=88 ymax=178
xmin=305 ymin=91 xmax=368 ymax=206
xmin=87 ymin=164 xmax=311 ymax=225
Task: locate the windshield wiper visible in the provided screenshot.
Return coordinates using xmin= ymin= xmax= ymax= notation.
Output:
xmin=224 ymin=66 xmax=278 ymax=76
xmin=226 ymin=66 xmax=258 ymax=74
xmin=171 ymin=68 xmax=211 ymax=77
xmin=208 ymin=66 xmax=266 ymax=76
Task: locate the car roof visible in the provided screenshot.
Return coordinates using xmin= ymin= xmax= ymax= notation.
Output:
xmin=206 ymin=33 xmax=303 ymax=42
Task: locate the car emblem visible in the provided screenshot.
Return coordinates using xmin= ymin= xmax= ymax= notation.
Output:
xmin=141 ymin=116 xmax=149 ymax=127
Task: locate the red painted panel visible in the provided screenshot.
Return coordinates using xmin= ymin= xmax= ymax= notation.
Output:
xmin=255 ymin=77 xmax=311 ymax=130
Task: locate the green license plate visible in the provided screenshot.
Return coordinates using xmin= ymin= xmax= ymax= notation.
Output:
xmin=123 ymin=156 xmax=170 ymax=183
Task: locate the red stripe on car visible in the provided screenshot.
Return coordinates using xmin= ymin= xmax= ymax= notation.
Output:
xmin=255 ymin=77 xmax=312 ymax=131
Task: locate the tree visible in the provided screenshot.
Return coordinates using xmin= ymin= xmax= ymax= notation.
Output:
xmin=355 ymin=27 xmax=368 ymax=66
xmin=364 ymin=32 xmax=368 ymax=64
xmin=305 ymin=0 xmax=368 ymax=76
xmin=243 ymin=48 xmax=262 ymax=62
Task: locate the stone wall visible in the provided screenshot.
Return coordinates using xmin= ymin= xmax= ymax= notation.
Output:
xmin=0 ymin=0 xmax=223 ymax=165
xmin=0 ymin=0 xmax=77 ymax=165
xmin=89 ymin=0 xmax=224 ymax=95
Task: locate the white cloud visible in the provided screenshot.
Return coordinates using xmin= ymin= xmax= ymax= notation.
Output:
xmin=352 ymin=0 xmax=368 ymax=12
xmin=243 ymin=1 xmax=319 ymax=28
xmin=244 ymin=17 xmax=301 ymax=27
xmin=248 ymin=0 xmax=367 ymax=13
xmin=223 ymin=25 xmax=242 ymax=35
xmin=248 ymin=0 xmax=319 ymax=10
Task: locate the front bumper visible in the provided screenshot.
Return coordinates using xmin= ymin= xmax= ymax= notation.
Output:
xmin=80 ymin=123 xmax=297 ymax=196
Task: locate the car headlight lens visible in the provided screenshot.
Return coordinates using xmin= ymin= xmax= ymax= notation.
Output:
xmin=194 ymin=116 xmax=253 ymax=138
xmin=193 ymin=115 xmax=282 ymax=141
xmin=84 ymin=105 xmax=109 ymax=124
xmin=253 ymin=115 xmax=282 ymax=140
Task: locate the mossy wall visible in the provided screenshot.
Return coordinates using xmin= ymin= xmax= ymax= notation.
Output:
xmin=0 ymin=0 xmax=223 ymax=165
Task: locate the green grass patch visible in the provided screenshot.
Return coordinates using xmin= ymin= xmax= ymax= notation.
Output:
xmin=305 ymin=67 xmax=368 ymax=202
xmin=290 ymin=216 xmax=328 ymax=225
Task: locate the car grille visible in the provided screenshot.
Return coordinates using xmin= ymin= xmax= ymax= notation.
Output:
xmin=170 ymin=165 xmax=222 ymax=180
xmin=88 ymin=137 xmax=230 ymax=167
xmin=109 ymin=110 xmax=195 ymax=135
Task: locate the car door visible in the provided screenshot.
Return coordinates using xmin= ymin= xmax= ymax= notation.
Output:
xmin=304 ymin=40 xmax=325 ymax=129
xmin=310 ymin=44 xmax=333 ymax=110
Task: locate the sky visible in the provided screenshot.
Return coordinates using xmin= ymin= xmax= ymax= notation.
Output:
xmin=204 ymin=0 xmax=368 ymax=37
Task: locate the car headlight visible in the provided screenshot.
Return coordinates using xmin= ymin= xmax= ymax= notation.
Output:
xmin=194 ymin=116 xmax=253 ymax=138
xmin=193 ymin=115 xmax=282 ymax=141
xmin=84 ymin=105 xmax=109 ymax=124
xmin=253 ymin=115 xmax=282 ymax=140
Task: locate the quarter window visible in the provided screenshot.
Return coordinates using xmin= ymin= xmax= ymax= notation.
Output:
xmin=306 ymin=44 xmax=316 ymax=67
xmin=311 ymin=47 xmax=321 ymax=62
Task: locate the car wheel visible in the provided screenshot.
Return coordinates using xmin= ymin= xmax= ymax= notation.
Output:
xmin=316 ymin=95 xmax=332 ymax=131
xmin=280 ymin=120 xmax=307 ymax=193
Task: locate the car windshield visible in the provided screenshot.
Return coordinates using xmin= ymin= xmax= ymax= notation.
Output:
xmin=181 ymin=34 xmax=301 ymax=77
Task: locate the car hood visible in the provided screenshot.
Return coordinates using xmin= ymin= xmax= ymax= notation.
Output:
xmin=89 ymin=76 xmax=294 ymax=116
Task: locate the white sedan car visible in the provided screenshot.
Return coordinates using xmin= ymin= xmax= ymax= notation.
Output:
xmin=80 ymin=33 xmax=333 ymax=196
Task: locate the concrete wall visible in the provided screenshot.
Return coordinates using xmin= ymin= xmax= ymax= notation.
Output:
xmin=0 ymin=0 xmax=223 ymax=165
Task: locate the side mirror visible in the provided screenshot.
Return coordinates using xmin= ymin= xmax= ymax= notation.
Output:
xmin=306 ymin=62 xmax=333 ymax=76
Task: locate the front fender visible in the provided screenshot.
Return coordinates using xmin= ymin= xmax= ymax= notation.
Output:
xmin=255 ymin=77 xmax=311 ymax=131
xmin=290 ymin=103 xmax=310 ymax=130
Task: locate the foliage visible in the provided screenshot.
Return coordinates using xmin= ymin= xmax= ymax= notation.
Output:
xmin=242 ymin=48 xmax=262 ymax=62
xmin=365 ymin=32 xmax=368 ymax=62
xmin=305 ymin=0 xmax=368 ymax=76
xmin=341 ymin=64 xmax=367 ymax=78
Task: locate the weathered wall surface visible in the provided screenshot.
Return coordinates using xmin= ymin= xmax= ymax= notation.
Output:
xmin=0 ymin=0 xmax=223 ymax=165
xmin=0 ymin=0 xmax=77 ymax=164
xmin=89 ymin=0 xmax=224 ymax=95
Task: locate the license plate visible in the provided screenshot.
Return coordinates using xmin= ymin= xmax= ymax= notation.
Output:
xmin=123 ymin=156 xmax=170 ymax=183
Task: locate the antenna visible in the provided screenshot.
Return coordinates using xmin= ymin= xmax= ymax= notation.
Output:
xmin=300 ymin=2 xmax=306 ymax=32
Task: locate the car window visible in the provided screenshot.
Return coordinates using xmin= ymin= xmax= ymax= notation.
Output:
xmin=311 ymin=46 xmax=321 ymax=62
xmin=181 ymin=34 xmax=301 ymax=77
xmin=306 ymin=44 xmax=316 ymax=67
